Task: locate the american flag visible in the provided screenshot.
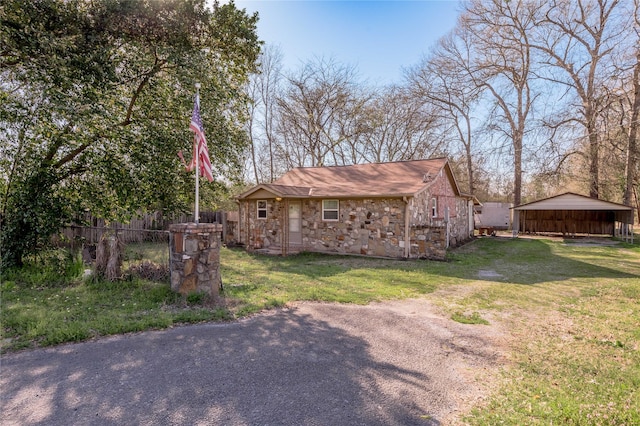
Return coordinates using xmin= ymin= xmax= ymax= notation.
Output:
xmin=182 ymin=94 xmax=214 ymax=182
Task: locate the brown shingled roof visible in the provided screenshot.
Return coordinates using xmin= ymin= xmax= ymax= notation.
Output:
xmin=239 ymin=158 xmax=456 ymax=199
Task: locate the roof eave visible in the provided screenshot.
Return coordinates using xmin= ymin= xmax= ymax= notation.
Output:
xmin=513 ymin=192 xmax=634 ymax=211
xmin=238 ymin=188 xmax=416 ymax=200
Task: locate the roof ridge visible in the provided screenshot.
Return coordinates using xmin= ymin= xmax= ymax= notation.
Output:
xmin=290 ymin=157 xmax=448 ymax=171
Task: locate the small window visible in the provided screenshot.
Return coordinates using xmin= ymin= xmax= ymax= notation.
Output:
xmin=257 ymin=200 xmax=267 ymax=219
xmin=431 ymin=198 xmax=437 ymax=218
xmin=322 ymin=199 xmax=339 ymax=221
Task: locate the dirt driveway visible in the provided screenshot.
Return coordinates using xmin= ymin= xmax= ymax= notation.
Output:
xmin=0 ymin=299 xmax=507 ymax=425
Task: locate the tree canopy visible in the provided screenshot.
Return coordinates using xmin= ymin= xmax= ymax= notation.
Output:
xmin=0 ymin=0 xmax=261 ymax=267
xmin=244 ymin=0 xmax=638 ymax=215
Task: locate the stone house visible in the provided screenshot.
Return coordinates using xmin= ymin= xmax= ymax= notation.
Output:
xmin=236 ymin=158 xmax=474 ymax=259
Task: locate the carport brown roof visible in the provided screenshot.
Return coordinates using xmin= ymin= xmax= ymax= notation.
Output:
xmin=238 ymin=158 xmax=459 ymax=199
xmin=513 ymin=192 xmax=633 ymax=211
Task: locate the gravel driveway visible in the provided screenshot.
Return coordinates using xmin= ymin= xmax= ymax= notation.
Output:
xmin=0 ymin=299 xmax=506 ymax=425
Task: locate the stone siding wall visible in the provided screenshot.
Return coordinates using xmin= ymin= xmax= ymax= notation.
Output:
xmin=409 ymin=226 xmax=446 ymax=259
xmin=299 ymin=196 xmax=459 ymax=259
xmin=410 ymin=170 xmax=471 ymax=248
xmin=302 ymin=198 xmax=406 ymax=257
xmin=240 ymin=199 xmax=285 ymax=249
xmin=448 ymin=197 xmax=472 ymax=247
xmin=169 ymin=223 xmax=222 ymax=297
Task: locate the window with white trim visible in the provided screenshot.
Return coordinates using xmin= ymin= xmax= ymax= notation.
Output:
xmin=322 ymin=199 xmax=339 ymax=221
xmin=431 ymin=197 xmax=437 ymax=218
xmin=257 ymin=200 xmax=267 ymax=219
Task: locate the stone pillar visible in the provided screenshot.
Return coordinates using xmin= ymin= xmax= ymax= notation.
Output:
xmin=169 ymin=223 xmax=222 ymax=298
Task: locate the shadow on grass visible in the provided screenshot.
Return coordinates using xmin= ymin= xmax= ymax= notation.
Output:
xmin=223 ymin=237 xmax=639 ymax=287
xmin=0 ymin=308 xmax=446 ymax=425
xmin=452 ymin=237 xmax=639 ymax=285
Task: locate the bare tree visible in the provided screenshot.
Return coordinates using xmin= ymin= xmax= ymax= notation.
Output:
xmin=624 ymin=1 xmax=640 ymax=212
xmin=276 ymin=57 xmax=367 ymax=167
xmin=360 ymin=86 xmax=445 ymax=164
xmin=246 ymin=63 xmax=262 ymax=183
xmin=459 ymin=0 xmax=542 ymax=206
xmin=246 ymin=44 xmax=284 ymax=183
xmin=407 ymin=29 xmax=482 ymax=194
xmin=530 ymin=0 xmax=628 ymax=199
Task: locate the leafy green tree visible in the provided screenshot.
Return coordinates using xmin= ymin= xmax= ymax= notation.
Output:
xmin=0 ymin=0 xmax=260 ymax=267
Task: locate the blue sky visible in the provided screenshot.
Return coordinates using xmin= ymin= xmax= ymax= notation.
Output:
xmin=231 ymin=1 xmax=463 ymax=85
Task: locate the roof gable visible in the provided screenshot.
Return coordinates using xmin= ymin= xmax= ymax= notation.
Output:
xmin=514 ymin=192 xmax=633 ymax=211
xmin=238 ymin=158 xmax=461 ymax=199
xmin=237 ymin=184 xmax=312 ymax=199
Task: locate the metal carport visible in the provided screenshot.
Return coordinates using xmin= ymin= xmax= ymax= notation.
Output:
xmin=512 ymin=192 xmax=634 ymax=242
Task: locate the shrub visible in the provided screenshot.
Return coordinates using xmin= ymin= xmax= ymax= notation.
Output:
xmin=9 ymin=248 xmax=84 ymax=287
xmin=125 ymin=261 xmax=170 ymax=281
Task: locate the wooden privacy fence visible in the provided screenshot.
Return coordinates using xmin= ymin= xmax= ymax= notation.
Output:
xmin=57 ymin=210 xmax=239 ymax=246
xmin=59 ymin=226 xmax=170 ymax=246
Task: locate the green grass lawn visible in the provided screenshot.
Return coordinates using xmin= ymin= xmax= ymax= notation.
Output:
xmin=220 ymin=250 xmax=444 ymax=314
xmin=1 ymin=236 xmax=639 ymax=424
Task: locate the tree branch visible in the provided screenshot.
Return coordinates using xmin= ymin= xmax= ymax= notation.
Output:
xmin=53 ymin=142 xmax=92 ymax=169
xmin=119 ymin=53 xmax=168 ymax=126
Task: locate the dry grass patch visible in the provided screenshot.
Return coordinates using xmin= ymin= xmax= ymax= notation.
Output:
xmin=446 ymin=238 xmax=640 ymax=425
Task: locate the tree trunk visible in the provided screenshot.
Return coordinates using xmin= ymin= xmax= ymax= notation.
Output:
xmin=588 ymin=129 xmax=600 ymax=199
xmin=624 ymin=49 xmax=640 ymax=207
xmin=514 ymin=135 xmax=523 ymax=207
xmin=250 ymin=134 xmax=260 ymax=183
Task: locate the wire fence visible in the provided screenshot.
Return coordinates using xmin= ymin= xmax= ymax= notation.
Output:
xmin=53 ymin=210 xmax=238 ymax=281
xmin=57 ymin=210 xmax=236 ymax=247
xmin=54 ymin=226 xmax=171 ymax=276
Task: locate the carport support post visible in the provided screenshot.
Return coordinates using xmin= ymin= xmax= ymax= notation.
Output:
xmin=512 ymin=210 xmax=520 ymax=238
xmin=169 ymin=223 xmax=223 ymax=299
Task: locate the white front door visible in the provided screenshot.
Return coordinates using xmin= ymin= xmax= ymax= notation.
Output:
xmin=289 ymin=202 xmax=302 ymax=246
